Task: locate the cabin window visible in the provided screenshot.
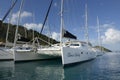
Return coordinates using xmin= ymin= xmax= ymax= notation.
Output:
xmin=70 ymin=44 xmax=79 ymax=46
xmin=81 ymin=52 xmax=83 ymax=54
xmin=26 ymin=48 xmax=30 ymax=50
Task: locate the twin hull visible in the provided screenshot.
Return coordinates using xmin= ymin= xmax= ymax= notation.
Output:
xmin=14 ymin=51 xmax=58 ymax=61
xmin=37 ymin=48 xmax=61 ymax=57
xmin=0 ymin=47 xmax=97 ymax=66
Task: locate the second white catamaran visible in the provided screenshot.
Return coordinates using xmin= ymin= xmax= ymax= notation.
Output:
xmin=11 ymin=0 xmax=57 ymax=62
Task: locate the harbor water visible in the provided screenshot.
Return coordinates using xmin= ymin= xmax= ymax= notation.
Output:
xmin=0 ymin=52 xmax=120 ymax=80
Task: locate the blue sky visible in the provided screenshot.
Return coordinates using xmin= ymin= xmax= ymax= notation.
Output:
xmin=0 ymin=0 xmax=120 ymax=51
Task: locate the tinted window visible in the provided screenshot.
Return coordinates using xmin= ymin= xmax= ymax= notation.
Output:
xmin=70 ymin=44 xmax=79 ymax=46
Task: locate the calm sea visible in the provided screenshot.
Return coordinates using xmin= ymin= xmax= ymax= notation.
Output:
xmin=0 ymin=52 xmax=120 ymax=80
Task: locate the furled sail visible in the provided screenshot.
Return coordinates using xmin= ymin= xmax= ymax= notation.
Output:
xmin=62 ymin=29 xmax=77 ymax=39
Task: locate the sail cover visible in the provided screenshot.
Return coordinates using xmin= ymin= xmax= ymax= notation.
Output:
xmin=62 ymin=29 xmax=77 ymax=39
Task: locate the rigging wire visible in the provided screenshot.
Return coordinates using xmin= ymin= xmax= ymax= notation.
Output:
xmin=2 ymin=0 xmax=18 ymax=22
xmin=40 ymin=0 xmax=53 ymax=34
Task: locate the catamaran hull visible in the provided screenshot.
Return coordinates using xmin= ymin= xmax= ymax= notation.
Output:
xmin=61 ymin=47 xmax=97 ymax=65
xmin=37 ymin=49 xmax=61 ymax=57
xmin=0 ymin=49 xmax=14 ymax=60
xmin=14 ymin=51 xmax=58 ymax=62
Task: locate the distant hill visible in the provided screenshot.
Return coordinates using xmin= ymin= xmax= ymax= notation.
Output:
xmin=94 ymin=46 xmax=112 ymax=52
xmin=0 ymin=20 xmax=58 ymax=45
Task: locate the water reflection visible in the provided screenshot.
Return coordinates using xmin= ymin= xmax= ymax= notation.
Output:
xmin=63 ymin=52 xmax=120 ymax=80
xmin=34 ymin=64 xmax=64 ymax=80
xmin=0 ymin=61 xmax=14 ymax=80
xmin=14 ymin=59 xmax=65 ymax=80
xmin=0 ymin=53 xmax=120 ymax=80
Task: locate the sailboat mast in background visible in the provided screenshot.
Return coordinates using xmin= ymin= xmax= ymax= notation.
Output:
xmin=5 ymin=0 xmax=15 ymax=48
xmin=97 ymin=16 xmax=102 ymax=51
xmin=85 ymin=4 xmax=89 ymax=44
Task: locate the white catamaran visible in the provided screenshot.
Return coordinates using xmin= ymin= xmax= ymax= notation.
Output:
xmin=10 ymin=0 xmax=57 ymax=62
xmin=37 ymin=0 xmax=97 ymax=66
xmin=0 ymin=48 xmax=14 ymax=60
xmin=0 ymin=0 xmax=17 ymax=61
xmin=60 ymin=1 xmax=97 ymax=65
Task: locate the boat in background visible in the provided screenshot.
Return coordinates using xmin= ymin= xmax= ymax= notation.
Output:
xmin=0 ymin=48 xmax=14 ymax=60
xmin=9 ymin=44 xmax=57 ymax=62
xmin=12 ymin=0 xmax=57 ymax=62
xmin=0 ymin=0 xmax=17 ymax=61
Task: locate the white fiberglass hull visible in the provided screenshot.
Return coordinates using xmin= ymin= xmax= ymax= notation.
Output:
xmin=37 ymin=47 xmax=61 ymax=57
xmin=14 ymin=50 xmax=58 ymax=62
xmin=0 ymin=48 xmax=14 ymax=60
xmin=61 ymin=47 xmax=97 ymax=65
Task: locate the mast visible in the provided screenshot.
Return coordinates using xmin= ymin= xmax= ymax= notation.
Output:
xmin=85 ymin=4 xmax=89 ymax=44
xmin=38 ymin=0 xmax=53 ymax=47
xmin=60 ymin=0 xmax=64 ymax=46
xmin=5 ymin=18 xmax=10 ymax=48
xmin=60 ymin=0 xmax=64 ymax=66
xmin=13 ymin=0 xmax=24 ymax=48
xmin=24 ymin=28 xmax=27 ymax=38
xmin=32 ymin=13 xmax=35 ymax=46
xmin=97 ymin=16 xmax=102 ymax=51
xmin=5 ymin=18 xmax=11 ymax=48
xmin=97 ymin=16 xmax=100 ymax=48
xmin=46 ymin=19 xmax=51 ymax=45
xmin=5 ymin=0 xmax=14 ymax=48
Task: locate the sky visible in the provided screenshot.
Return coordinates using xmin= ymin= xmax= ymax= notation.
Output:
xmin=0 ymin=0 xmax=120 ymax=51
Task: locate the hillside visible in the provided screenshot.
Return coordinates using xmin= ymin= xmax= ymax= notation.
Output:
xmin=0 ymin=20 xmax=58 ymax=45
xmin=94 ymin=46 xmax=112 ymax=52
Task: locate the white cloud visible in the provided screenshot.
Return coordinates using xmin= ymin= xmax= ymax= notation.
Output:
xmin=23 ymin=23 xmax=43 ymax=32
xmin=86 ymin=23 xmax=120 ymax=51
xmin=101 ymin=23 xmax=114 ymax=29
xmin=21 ymin=11 xmax=32 ymax=17
xmin=51 ymin=32 xmax=60 ymax=41
xmin=101 ymin=28 xmax=120 ymax=51
xmin=24 ymin=23 xmax=60 ymax=41
xmin=102 ymin=28 xmax=120 ymax=44
xmin=11 ymin=11 xmax=32 ymax=24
